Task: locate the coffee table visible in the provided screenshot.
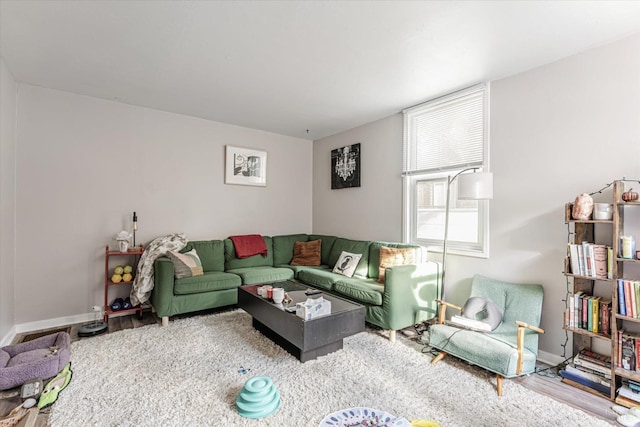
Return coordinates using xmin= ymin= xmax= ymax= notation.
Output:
xmin=237 ymin=280 xmax=365 ymax=362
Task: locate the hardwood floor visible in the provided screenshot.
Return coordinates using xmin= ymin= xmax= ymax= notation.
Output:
xmin=1 ymin=312 xmax=618 ymax=426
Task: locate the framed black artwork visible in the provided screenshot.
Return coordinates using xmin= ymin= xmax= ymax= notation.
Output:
xmin=331 ymin=143 xmax=361 ymax=189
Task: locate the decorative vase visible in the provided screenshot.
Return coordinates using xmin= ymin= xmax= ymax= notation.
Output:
xmin=118 ymin=241 xmax=129 ymax=252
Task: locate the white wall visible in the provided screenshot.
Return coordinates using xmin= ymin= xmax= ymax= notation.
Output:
xmin=313 ymin=114 xmax=404 ymax=242
xmin=0 ymin=57 xmax=17 ymax=343
xmin=15 ymin=85 xmax=313 ymax=325
xmin=313 ymin=33 xmax=640 ymax=357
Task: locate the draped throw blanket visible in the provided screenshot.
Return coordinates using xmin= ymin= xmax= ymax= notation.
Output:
xmin=130 ymin=233 xmax=188 ymax=306
xmin=229 ymin=234 xmax=268 ymax=258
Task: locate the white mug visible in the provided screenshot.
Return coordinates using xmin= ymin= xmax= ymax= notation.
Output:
xmin=272 ymin=288 xmax=285 ymax=304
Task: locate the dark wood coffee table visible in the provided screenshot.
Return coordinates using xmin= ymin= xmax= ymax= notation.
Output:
xmin=237 ymin=280 xmax=365 ymax=362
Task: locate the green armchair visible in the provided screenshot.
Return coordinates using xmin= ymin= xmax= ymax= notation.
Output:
xmin=429 ymin=274 xmax=544 ymax=396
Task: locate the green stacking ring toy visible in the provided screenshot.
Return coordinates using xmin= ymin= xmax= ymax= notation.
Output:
xmin=236 ymin=376 xmax=281 ymax=419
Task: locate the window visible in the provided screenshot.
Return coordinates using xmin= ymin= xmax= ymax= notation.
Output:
xmin=402 ymin=84 xmax=490 ymax=257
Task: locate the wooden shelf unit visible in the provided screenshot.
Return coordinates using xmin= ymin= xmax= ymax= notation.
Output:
xmin=563 ymin=180 xmax=640 ymax=401
xmin=104 ymin=245 xmax=144 ymax=321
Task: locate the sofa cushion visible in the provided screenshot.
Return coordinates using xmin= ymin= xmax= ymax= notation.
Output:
xmin=167 ymin=249 xmax=204 ymax=279
xmin=297 ymin=267 xmax=340 ymax=290
xmin=291 ymin=240 xmax=322 ymax=266
xmin=378 ymin=246 xmax=415 ymax=283
xmin=226 ymin=266 xmax=294 ymax=285
xmin=327 ymin=238 xmax=371 ymax=278
xmin=332 ymin=251 xmax=362 ymax=277
xmin=333 ymin=278 xmax=384 ymax=306
xmin=272 ymin=234 xmax=309 ymax=265
xmin=368 ymin=242 xmax=424 ymax=280
xmin=276 ymin=265 xmax=327 ymax=279
xmin=182 ymin=240 xmax=225 ymax=272
xmin=174 ymin=271 xmax=242 ymax=295
xmin=309 ymin=234 xmax=338 ymax=265
xmin=224 ymin=236 xmax=274 ymax=270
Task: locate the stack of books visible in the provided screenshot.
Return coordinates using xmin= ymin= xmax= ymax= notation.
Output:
xmin=560 ymin=350 xmax=611 ymax=395
xmin=616 ymin=279 xmax=640 ymax=319
xmin=567 ymin=242 xmax=612 ymax=279
xmin=565 ymin=291 xmax=611 ymax=335
xmin=616 ymin=381 xmax=640 ymax=408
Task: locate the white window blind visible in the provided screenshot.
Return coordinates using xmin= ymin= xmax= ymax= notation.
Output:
xmin=403 ymin=85 xmax=485 ymax=175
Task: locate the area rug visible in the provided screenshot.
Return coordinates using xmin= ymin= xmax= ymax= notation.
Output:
xmin=49 ymin=310 xmax=604 ymax=426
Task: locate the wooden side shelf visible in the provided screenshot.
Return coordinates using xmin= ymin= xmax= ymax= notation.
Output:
xmin=103 ymin=245 xmax=144 ymax=322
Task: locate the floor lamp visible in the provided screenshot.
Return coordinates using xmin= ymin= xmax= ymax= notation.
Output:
xmin=441 ymin=167 xmax=493 ymax=299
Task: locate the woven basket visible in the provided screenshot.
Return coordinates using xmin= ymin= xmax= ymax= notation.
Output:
xmin=0 ymin=406 xmax=26 ymax=427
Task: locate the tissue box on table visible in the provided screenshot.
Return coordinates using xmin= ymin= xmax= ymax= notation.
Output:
xmin=295 ymin=297 xmax=331 ymax=320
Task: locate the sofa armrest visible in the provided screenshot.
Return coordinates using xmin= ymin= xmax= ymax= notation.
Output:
xmin=151 ymin=257 xmax=175 ymax=317
xmin=382 ymin=261 xmax=442 ymax=330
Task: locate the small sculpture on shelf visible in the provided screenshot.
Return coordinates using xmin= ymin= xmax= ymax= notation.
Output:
xmin=114 ymin=230 xmax=132 ymax=252
xmin=572 ymin=193 xmax=594 ymax=220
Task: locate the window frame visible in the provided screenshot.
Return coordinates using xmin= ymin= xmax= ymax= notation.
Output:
xmin=402 ymin=84 xmax=490 ymax=258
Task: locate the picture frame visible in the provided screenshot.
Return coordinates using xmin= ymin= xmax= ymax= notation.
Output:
xmin=331 ymin=143 xmax=361 ymax=189
xmin=225 ymin=145 xmax=267 ymax=187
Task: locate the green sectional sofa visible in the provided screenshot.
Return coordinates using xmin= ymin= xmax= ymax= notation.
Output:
xmin=151 ymin=234 xmax=442 ymax=340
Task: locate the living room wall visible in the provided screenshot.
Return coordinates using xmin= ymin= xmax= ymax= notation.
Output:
xmin=12 ymin=85 xmax=313 ymax=328
xmin=313 ymin=33 xmax=640 ymax=359
xmin=0 ymin=57 xmax=17 ymax=342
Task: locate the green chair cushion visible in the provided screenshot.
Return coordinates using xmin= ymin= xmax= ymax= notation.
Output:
xmin=297 ymin=267 xmax=341 ymax=290
xmin=181 ymin=240 xmax=225 ymax=272
xmin=224 ymin=236 xmax=274 ymax=270
xmin=308 ymin=234 xmax=338 ymax=265
xmin=327 ymin=238 xmax=371 ymax=278
xmin=272 ymin=234 xmax=310 ymax=265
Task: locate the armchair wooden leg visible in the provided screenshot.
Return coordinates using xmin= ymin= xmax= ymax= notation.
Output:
xmin=162 ymin=316 xmax=169 ymax=327
xmin=431 ymin=352 xmax=447 ymax=365
xmin=388 ymin=330 xmax=396 ymax=343
xmin=496 ymin=374 xmax=503 ymax=396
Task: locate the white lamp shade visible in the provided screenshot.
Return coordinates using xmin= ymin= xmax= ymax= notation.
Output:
xmin=457 ymin=172 xmax=493 ymax=200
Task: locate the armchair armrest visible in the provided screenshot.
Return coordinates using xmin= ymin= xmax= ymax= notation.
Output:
xmin=434 ymin=299 xmax=462 ymax=325
xmin=515 ymin=320 xmax=545 ymax=374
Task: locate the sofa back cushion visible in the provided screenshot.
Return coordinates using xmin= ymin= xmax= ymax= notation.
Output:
xmin=327 ymin=238 xmax=371 ymax=278
xmin=309 ymin=234 xmax=338 ymax=265
xmin=224 ymin=236 xmax=274 ymax=269
xmin=368 ymin=242 xmax=425 ymax=280
xmin=272 ymin=234 xmax=309 ymax=265
xmin=181 ymin=240 xmax=225 ymax=272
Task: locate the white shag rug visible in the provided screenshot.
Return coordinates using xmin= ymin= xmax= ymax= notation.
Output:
xmin=49 ymin=310 xmax=604 ymax=426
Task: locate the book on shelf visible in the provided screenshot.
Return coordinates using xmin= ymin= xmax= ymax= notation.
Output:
xmin=560 ymin=369 xmax=610 ymax=395
xmin=567 ymin=293 xmax=611 ymax=335
xmin=567 ymin=242 xmax=613 ymax=279
xmin=616 ymin=393 xmax=640 ymax=409
xmin=578 ymin=349 xmax=612 ymax=367
xmin=618 ymin=384 xmax=640 ymax=404
xmin=616 ymin=279 xmax=640 ymax=319
xmin=564 ymin=365 xmax=610 ymax=387
xmin=622 ymin=332 xmax=638 ymax=371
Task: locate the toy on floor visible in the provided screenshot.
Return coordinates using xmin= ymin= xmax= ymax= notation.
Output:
xmin=38 ymin=362 xmax=72 ymax=409
xmin=236 ymin=376 xmax=280 ymax=419
xmin=612 ymin=405 xmax=640 ymax=426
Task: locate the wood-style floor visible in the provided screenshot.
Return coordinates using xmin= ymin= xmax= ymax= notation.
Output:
xmin=0 ymin=311 xmax=617 ymax=426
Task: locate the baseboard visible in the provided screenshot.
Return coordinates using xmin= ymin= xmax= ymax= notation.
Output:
xmin=537 ymin=350 xmax=566 ymax=367
xmin=15 ymin=312 xmax=95 ymax=335
xmin=0 ymin=324 xmax=17 ymax=346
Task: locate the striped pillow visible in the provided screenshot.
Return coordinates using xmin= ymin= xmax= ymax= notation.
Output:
xmin=167 ymin=249 xmax=204 ymax=279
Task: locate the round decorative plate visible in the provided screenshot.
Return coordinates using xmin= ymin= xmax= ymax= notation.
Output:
xmin=318 ymin=407 xmax=411 ymax=427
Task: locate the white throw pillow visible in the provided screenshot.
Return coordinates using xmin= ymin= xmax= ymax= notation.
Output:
xmin=332 ymin=251 xmax=362 ymax=278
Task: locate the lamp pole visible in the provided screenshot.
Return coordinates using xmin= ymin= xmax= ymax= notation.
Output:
xmin=441 ymin=167 xmax=482 ymax=299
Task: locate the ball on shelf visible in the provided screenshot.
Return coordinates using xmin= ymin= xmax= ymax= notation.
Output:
xmin=113 ymin=266 xmax=124 ymax=275
xmin=111 ymin=274 xmax=123 ymax=283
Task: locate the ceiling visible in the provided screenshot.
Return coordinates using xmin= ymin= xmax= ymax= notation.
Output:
xmin=2 ymin=1 xmax=640 ymax=140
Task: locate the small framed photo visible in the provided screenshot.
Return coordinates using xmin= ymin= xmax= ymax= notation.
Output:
xmin=225 ymin=145 xmax=267 ymax=187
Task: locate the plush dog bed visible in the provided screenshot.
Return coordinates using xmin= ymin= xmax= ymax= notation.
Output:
xmin=0 ymin=332 xmax=70 ymax=390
